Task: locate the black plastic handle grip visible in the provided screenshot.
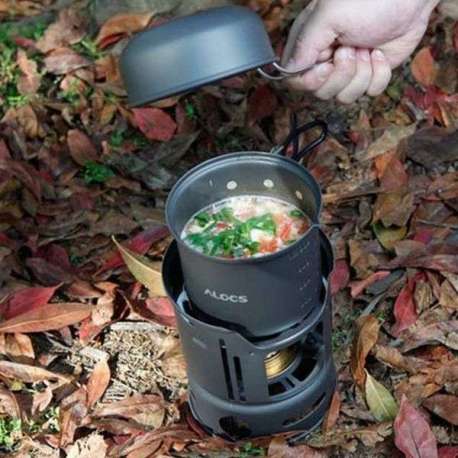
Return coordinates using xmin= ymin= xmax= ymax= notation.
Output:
xmin=280 ymin=116 xmax=328 ymax=162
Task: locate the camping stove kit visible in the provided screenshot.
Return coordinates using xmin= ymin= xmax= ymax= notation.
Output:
xmin=121 ymin=6 xmax=336 ymax=440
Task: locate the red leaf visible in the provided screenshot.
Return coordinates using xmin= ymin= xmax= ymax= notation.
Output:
xmin=349 ymin=271 xmax=391 ymax=298
xmin=392 ymin=278 xmax=417 ymax=336
xmin=2 ymin=285 xmax=60 ymax=320
xmin=87 ymin=359 xmax=111 ymax=409
xmin=0 ymin=303 xmax=93 ymax=333
xmin=330 ymin=260 xmax=350 ymax=296
xmin=132 ymin=108 xmax=176 ymax=142
xmin=67 ymin=129 xmax=99 ymax=166
xmin=411 ymin=47 xmax=438 ymax=87
xmin=98 ymin=226 xmax=169 ymax=274
xmin=247 ymin=84 xmax=278 ymax=126
xmin=144 ymin=297 xmax=176 ymax=327
xmin=439 ymin=447 xmax=458 ymax=458
xmin=394 ymin=395 xmax=438 ymax=458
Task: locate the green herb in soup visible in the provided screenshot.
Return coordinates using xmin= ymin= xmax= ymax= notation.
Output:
xmin=181 ymin=196 xmax=311 ymax=259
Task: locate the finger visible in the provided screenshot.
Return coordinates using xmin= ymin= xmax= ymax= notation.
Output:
xmin=314 ymin=47 xmax=357 ymax=100
xmin=367 ymin=49 xmax=392 ymax=96
xmin=281 ymin=0 xmax=318 ymax=66
xmin=318 ymin=48 xmax=333 ymax=62
xmin=337 ymin=49 xmax=372 ymax=104
xmin=282 ymin=5 xmax=337 ymax=72
xmin=287 ymin=62 xmax=334 ymax=92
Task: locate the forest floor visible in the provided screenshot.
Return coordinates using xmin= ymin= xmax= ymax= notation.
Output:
xmin=0 ymin=1 xmax=457 ymax=457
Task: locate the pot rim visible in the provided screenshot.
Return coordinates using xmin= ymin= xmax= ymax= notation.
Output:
xmin=165 ymin=151 xmax=323 ymax=266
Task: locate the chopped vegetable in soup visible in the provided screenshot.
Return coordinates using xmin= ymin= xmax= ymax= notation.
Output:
xmin=181 ymin=195 xmax=311 ymax=259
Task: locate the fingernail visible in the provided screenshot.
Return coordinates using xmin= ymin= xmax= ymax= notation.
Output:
xmin=373 ymin=49 xmax=385 ymax=61
xmin=317 ymin=63 xmax=332 ymax=77
xmin=340 ymin=48 xmax=356 ymax=60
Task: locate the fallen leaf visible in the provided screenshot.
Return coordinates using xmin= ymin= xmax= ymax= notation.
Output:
xmin=144 ymin=297 xmax=176 ymax=327
xmin=351 ymin=315 xmax=380 ymax=387
xmin=247 ymin=84 xmax=278 ymax=126
xmin=322 ymin=390 xmax=341 ymax=433
xmin=132 ymin=108 xmax=176 ymax=142
xmin=44 ymin=47 xmax=90 ymax=75
xmin=423 ymin=394 xmax=458 ymax=426
xmin=113 ymin=237 xmax=165 ymax=296
xmin=36 ymin=8 xmax=86 ymax=53
xmin=439 ymin=446 xmax=458 ymax=458
xmin=392 ymin=278 xmax=417 ymax=337
xmin=93 ymin=394 xmax=165 ymax=428
xmin=373 ymin=191 xmax=415 ymax=227
xmin=86 ymin=359 xmax=110 ymax=409
xmin=394 ymin=395 xmax=438 ymax=458
xmin=308 ymin=422 xmax=392 ymax=448
xmin=67 ymin=129 xmax=99 ymax=166
xmin=267 ymin=437 xmax=327 ymax=457
xmin=365 ymin=370 xmax=398 ymax=422
xmin=16 ymin=49 xmax=40 ymax=95
xmin=363 ymin=124 xmax=417 ymax=160
xmin=0 ymin=285 xmax=60 ymax=320
xmin=406 ymin=127 xmax=458 ymax=170
xmin=411 ymin=47 xmax=438 ymax=87
xmin=0 ymin=333 xmax=35 ymax=359
xmin=375 ymin=152 xmax=409 ymax=190
xmin=439 ymin=280 xmax=458 ymax=309
xmin=402 ymin=321 xmax=458 ymax=352
xmin=349 ymin=271 xmax=391 ymax=298
xmin=66 ymin=433 xmax=107 ymax=458
xmin=31 ymin=385 xmax=53 ymax=415
xmin=60 ymin=387 xmax=88 ymax=447
xmin=330 ymin=260 xmax=350 ymax=296
xmin=0 ymin=360 xmax=70 ymax=383
xmin=96 ymin=12 xmax=154 ymax=48
xmin=98 ymin=226 xmax=169 ymax=274
xmin=0 ymin=387 xmax=20 ymax=417
xmin=373 ymin=222 xmax=407 ymax=251
xmin=0 ymin=302 xmax=93 ymax=333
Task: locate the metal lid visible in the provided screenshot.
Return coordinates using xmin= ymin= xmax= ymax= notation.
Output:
xmin=120 ymin=6 xmax=276 ymax=106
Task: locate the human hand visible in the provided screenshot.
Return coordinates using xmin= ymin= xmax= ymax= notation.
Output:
xmin=282 ymin=0 xmax=440 ymax=103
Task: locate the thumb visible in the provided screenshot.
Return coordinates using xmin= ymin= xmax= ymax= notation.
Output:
xmin=282 ymin=5 xmax=337 ymax=72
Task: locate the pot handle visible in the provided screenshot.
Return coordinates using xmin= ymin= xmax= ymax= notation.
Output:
xmin=277 ymin=114 xmax=328 ymax=162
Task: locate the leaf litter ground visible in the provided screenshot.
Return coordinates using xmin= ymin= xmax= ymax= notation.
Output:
xmin=0 ymin=1 xmax=457 ymax=457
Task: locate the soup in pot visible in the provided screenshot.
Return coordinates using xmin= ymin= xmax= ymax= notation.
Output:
xmin=181 ymin=195 xmax=311 ymax=259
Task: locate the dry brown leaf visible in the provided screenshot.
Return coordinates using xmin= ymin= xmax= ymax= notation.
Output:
xmin=411 ymin=47 xmax=438 ymax=87
xmin=268 ymin=437 xmax=327 ymax=457
xmin=0 ymin=386 xmax=20 ymax=417
xmin=67 ymin=129 xmax=99 ymax=166
xmin=0 ymin=302 xmax=93 ymax=333
xmin=351 ymin=315 xmax=380 ymax=388
xmin=44 ymin=48 xmax=90 ymax=75
xmin=86 ymin=359 xmax=110 ymax=409
xmin=93 ymin=394 xmax=165 ymax=429
xmin=0 ymin=360 xmax=71 ymax=383
xmin=423 ymin=394 xmax=458 ymax=426
xmin=113 ymin=237 xmax=165 ymax=296
xmin=96 ymin=12 xmax=154 ymax=48
xmin=322 ymin=390 xmax=341 ymax=433
xmin=37 ymin=8 xmax=86 ymax=53
xmin=16 ymin=49 xmax=40 ymax=95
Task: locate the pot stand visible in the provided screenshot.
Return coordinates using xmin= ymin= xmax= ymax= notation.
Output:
xmin=162 ymin=233 xmax=336 ymax=440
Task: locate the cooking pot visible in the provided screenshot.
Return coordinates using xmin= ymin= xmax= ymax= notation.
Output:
xmin=165 ymin=120 xmax=327 ymax=338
